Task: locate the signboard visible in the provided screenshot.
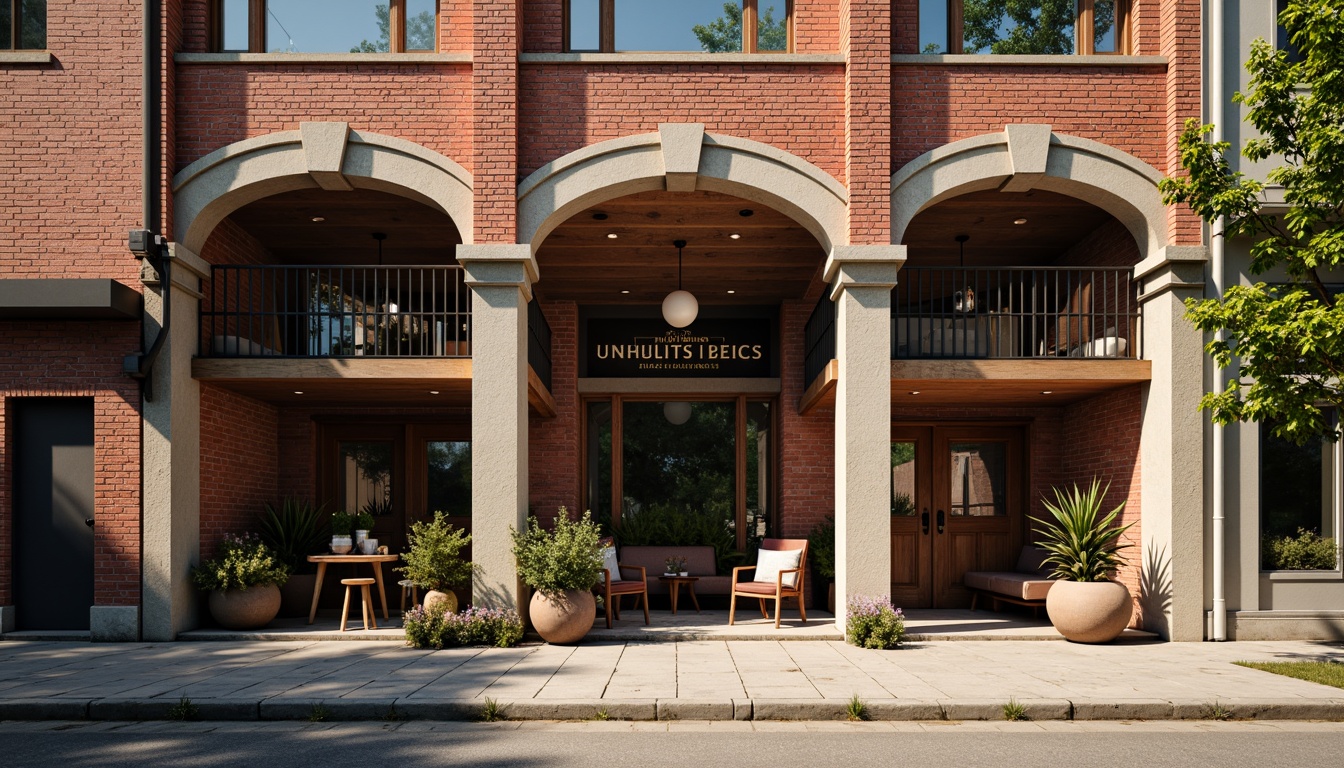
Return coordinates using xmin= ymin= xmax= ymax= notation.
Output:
xmin=586 ymin=318 xmax=773 ymax=378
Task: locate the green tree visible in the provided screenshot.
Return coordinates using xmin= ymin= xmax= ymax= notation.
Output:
xmin=351 ymin=4 xmax=436 ymax=53
xmin=1159 ymin=0 xmax=1344 ymax=445
xmin=963 ymin=0 xmax=1076 ymax=55
xmin=693 ymin=3 xmax=788 ymax=53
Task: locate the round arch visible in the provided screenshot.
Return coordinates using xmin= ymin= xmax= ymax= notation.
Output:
xmin=517 ymin=124 xmax=848 ymax=255
xmin=172 ymin=122 xmax=473 ymax=254
xmin=890 ymin=125 xmax=1168 ymax=260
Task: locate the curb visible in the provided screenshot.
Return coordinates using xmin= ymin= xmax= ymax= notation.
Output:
xmin=9 ymin=696 xmax=1344 ymax=723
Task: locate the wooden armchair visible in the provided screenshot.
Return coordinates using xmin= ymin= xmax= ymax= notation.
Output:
xmin=597 ymin=538 xmax=649 ymax=629
xmin=729 ymin=538 xmax=808 ymax=628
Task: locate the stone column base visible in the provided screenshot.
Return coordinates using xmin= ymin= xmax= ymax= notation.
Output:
xmin=91 ymin=606 xmax=140 ymax=642
xmin=0 ymin=605 xmax=14 ymax=634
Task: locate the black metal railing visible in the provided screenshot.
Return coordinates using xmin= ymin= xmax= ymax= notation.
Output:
xmin=892 ymin=267 xmax=1138 ymax=360
xmin=528 ymin=299 xmax=553 ymax=392
xmin=200 ymin=265 xmax=471 ymax=358
xmin=803 ymin=294 xmax=836 ymax=387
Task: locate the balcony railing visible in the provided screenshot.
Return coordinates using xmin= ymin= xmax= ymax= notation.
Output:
xmin=804 ymin=294 xmax=836 ymax=387
xmin=200 ymin=265 xmax=471 ymax=358
xmin=528 ymin=299 xmax=553 ymax=392
xmin=893 ymin=267 xmax=1138 ymax=360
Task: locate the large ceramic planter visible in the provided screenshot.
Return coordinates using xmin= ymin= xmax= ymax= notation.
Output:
xmin=529 ymin=589 xmax=595 ymax=644
xmin=208 ymin=584 xmax=282 ymax=630
xmin=278 ymin=574 xmax=317 ymax=618
xmin=1045 ymin=579 xmax=1132 ymax=643
xmin=423 ymin=588 xmax=459 ymax=615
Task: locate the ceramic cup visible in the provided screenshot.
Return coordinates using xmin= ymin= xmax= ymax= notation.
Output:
xmin=361 ymin=538 xmax=379 ymax=555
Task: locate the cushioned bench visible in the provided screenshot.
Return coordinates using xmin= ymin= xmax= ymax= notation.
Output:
xmin=964 ymin=546 xmax=1055 ymax=617
xmin=617 ymin=545 xmax=731 ymax=596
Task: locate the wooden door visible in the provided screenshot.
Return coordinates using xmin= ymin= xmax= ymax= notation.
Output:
xmin=890 ymin=425 xmax=1025 ymax=608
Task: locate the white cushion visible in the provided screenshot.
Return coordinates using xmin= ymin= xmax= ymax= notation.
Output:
xmin=753 ymin=548 xmax=802 ymax=588
xmin=602 ymin=545 xmax=620 ymax=579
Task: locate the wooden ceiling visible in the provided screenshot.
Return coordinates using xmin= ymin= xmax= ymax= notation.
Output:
xmin=904 ymin=190 xmax=1117 ymax=267
xmin=533 ymin=190 xmax=828 ymax=305
xmin=226 ymin=188 xmax=462 ymax=266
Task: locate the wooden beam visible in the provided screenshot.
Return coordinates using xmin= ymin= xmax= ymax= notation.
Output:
xmin=798 ymin=358 xmax=838 ymax=415
xmin=528 ymin=365 xmax=558 ymax=418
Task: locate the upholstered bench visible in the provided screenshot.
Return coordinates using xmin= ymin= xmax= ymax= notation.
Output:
xmin=964 ymin=546 xmax=1055 ymax=617
xmin=616 ymin=545 xmax=731 ymax=596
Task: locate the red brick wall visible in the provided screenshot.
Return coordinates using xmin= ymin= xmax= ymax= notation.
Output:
xmin=779 ymin=300 xmax=836 ymax=538
xmin=528 ymin=302 xmax=581 ymax=521
xmin=199 ymin=384 xmax=279 ymax=559
xmin=0 ymin=324 xmax=142 ymax=607
xmin=844 ymin=0 xmax=892 ymax=242
xmin=1161 ymin=0 xmax=1203 ymax=245
xmin=473 ymin=0 xmax=521 ymax=242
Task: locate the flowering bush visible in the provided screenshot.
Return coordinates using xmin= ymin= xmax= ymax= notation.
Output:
xmin=404 ymin=605 xmax=524 ymax=649
xmin=190 ymin=533 xmax=290 ymax=592
xmin=846 ymin=595 xmax=905 ymax=650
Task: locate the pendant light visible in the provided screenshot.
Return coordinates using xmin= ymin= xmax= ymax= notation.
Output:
xmin=661 ymin=239 xmax=699 ymax=328
xmin=373 ymin=232 xmax=398 ymax=315
xmin=953 ymin=234 xmax=975 ymax=313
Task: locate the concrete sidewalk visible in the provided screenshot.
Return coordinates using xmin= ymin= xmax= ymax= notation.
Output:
xmin=3 ymin=635 xmax=1344 ymax=723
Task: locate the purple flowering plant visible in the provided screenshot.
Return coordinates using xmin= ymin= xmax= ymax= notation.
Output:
xmin=845 ymin=595 xmax=906 ymax=649
xmin=404 ymin=604 xmax=524 ymax=649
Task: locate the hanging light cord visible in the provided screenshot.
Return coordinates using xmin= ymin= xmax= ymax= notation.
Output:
xmin=675 ymin=239 xmax=687 ymax=290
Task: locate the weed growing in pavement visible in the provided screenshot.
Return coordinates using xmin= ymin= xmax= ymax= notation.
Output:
xmin=309 ymin=704 xmax=332 ymax=722
xmin=845 ymin=694 xmax=870 ymax=722
xmin=166 ymin=696 xmax=199 ymax=721
xmin=478 ymin=697 xmax=504 ymax=722
xmin=1203 ymin=700 xmax=1233 ymax=721
xmin=591 ymin=707 xmax=612 ymax=721
xmin=382 ymin=705 xmax=408 ymax=722
xmin=1002 ymin=699 xmax=1028 ymax=721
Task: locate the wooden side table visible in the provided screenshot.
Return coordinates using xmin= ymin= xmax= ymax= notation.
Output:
xmin=306 ymin=554 xmax=399 ymax=624
xmin=657 ymin=575 xmax=701 ymax=615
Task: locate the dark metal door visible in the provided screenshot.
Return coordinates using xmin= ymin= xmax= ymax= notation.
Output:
xmin=14 ymin=399 xmax=95 ymax=630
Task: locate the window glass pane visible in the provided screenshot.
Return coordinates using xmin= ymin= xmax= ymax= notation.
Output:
xmin=19 ymin=0 xmax=44 ymax=50
xmin=1276 ymin=0 xmax=1305 ymax=63
xmin=755 ymin=2 xmax=787 ymax=51
xmin=1261 ymin=420 xmax=1336 ymax=569
xmin=918 ymin=0 xmax=948 ymax=54
xmin=949 ymin=442 xmax=1006 ymax=516
xmin=963 ymin=0 xmax=1074 ymax=55
xmin=615 ymin=0 xmax=742 ymax=52
xmin=405 ymin=0 xmax=436 ymax=50
xmin=426 ymin=441 xmax=470 ymax=517
xmin=221 ymin=0 xmax=250 ymax=51
xmin=891 ymin=441 xmax=917 ymax=515
xmin=266 ymin=0 xmax=388 ymax=53
xmin=1093 ymin=0 xmax=1117 ymax=52
xmin=338 ymin=441 xmax=393 ymax=517
xmin=586 ymin=401 xmax=613 ymax=530
xmin=568 ymin=0 xmax=600 ymax=50
xmin=2 ymin=4 xmax=13 ymax=50
xmin=746 ymin=401 xmax=772 ymax=544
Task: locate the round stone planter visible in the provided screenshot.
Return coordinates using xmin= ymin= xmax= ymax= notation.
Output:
xmin=1045 ymin=579 xmax=1133 ymax=643
xmin=529 ymin=589 xmax=595 ymax=644
xmin=423 ymin=588 xmax=459 ymax=616
xmin=208 ymin=584 xmax=282 ymax=630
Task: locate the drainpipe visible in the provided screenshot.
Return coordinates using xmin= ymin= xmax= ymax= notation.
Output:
xmin=1209 ymin=0 xmax=1228 ymax=641
xmin=126 ymin=0 xmax=169 ymax=403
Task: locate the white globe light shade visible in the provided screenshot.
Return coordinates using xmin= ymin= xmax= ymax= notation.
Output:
xmin=662 ymin=289 xmax=699 ymax=328
xmin=663 ymin=401 xmax=693 ymax=425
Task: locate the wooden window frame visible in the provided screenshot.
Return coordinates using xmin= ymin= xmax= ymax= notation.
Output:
xmin=4 ymin=0 xmax=45 ymax=51
xmin=940 ymin=0 xmax=1129 ymax=56
xmin=563 ymin=0 xmax=793 ymax=54
xmin=211 ymin=0 xmax=439 ymax=53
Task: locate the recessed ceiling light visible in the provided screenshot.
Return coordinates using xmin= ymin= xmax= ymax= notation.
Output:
xmin=620 ymin=290 xmax=630 ymax=294
xmin=1014 ymin=218 xmax=1028 ymax=225
xmin=429 ymin=390 xmax=439 ymax=395
xmin=727 ymin=289 xmax=736 ymax=294
xmin=311 ymin=216 xmax=325 ymax=223
xmin=1041 ymin=390 xmax=1053 ymax=395
xmin=607 ymin=233 xmax=618 ymax=239
xmin=592 ymin=212 xmax=608 ymax=220
xmin=729 ymin=233 xmax=741 ymax=240
xmin=909 ymin=390 xmax=920 ymax=395
xmin=739 ymin=209 xmax=754 ymax=217
xmin=293 ymin=391 xmax=304 ymax=395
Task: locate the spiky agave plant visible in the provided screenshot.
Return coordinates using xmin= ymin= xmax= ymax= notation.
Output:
xmin=1030 ymin=479 xmax=1135 ymax=582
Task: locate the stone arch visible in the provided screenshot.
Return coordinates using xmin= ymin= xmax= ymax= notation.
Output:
xmin=173 ymin=122 xmax=473 ymax=253
xmin=890 ymin=125 xmax=1169 ymax=261
xmin=517 ymin=124 xmax=848 ymax=255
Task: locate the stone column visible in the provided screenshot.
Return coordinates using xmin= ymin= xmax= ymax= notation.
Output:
xmin=459 ymin=245 xmax=537 ymax=615
xmin=140 ymin=244 xmax=210 ymax=641
xmin=826 ymin=244 xmax=905 ymax=630
xmin=1136 ymin=246 xmax=1207 ymax=640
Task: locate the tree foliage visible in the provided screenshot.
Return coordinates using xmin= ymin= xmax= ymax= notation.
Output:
xmin=1159 ymin=0 xmax=1344 ymax=444
xmin=351 ymin=5 xmax=436 ymax=53
xmin=693 ymin=3 xmax=788 ymax=53
xmin=963 ymin=0 xmax=1077 ymax=55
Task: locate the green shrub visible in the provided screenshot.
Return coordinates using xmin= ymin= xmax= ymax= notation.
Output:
xmin=1031 ymin=478 xmax=1134 ymax=582
xmin=257 ymin=497 xmax=327 ymax=573
xmin=846 ymin=595 xmax=906 ymax=650
xmin=191 ymin=533 xmax=290 ymax=592
xmin=399 ymin=511 xmax=474 ymax=591
xmin=613 ymin=503 xmax=743 ymax=573
xmin=1263 ymin=528 xmax=1339 ymax=570
xmin=354 ymin=509 xmax=376 ymax=531
xmin=331 ymin=510 xmax=354 ymax=536
xmin=510 ymin=507 xmax=604 ymax=598
xmin=404 ymin=606 xmax=523 ymax=649
xmin=808 ymin=516 xmax=835 ymax=579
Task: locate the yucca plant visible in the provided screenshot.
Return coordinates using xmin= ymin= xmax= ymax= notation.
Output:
xmin=257 ymin=497 xmax=329 ymax=574
xmin=1030 ymin=479 xmax=1135 ymax=582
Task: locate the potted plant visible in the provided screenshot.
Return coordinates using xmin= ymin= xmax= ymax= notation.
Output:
xmin=511 ymin=507 xmax=604 ymax=644
xmin=808 ymin=516 xmax=836 ymax=613
xmin=663 ymin=555 xmax=688 ymax=576
xmin=1031 ymin=479 xmax=1136 ymax=643
xmin=400 ymin=511 xmax=474 ymax=616
xmin=330 ymin=510 xmax=354 ymax=553
xmin=191 ymin=533 xmax=290 ymax=630
xmin=353 ymin=509 xmax=375 ymax=548
xmin=257 ymin=497 xmax=329 ymax=617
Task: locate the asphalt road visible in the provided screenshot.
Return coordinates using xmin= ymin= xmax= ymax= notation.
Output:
xmin=5 ymin=721 xmax=1344 ymax=768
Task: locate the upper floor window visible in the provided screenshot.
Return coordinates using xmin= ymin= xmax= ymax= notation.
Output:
xmin=567 ymin=0 xmax=791 ymax=53
xmin=919 ymin=0 xmax=1129 ymax=55
xmin=1275 ymin=0 xmax=1305 ymax=63
xmin=213 ymin=0 xmax=437 ymax=53
xmin=2 ymin=0 xmax=46 ymax=50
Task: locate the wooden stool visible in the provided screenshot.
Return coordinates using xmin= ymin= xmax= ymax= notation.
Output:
xmin=340 ymin=578 xmax=378 ymax=631
xmin=399 ymin=579 xmax=420 ymax=614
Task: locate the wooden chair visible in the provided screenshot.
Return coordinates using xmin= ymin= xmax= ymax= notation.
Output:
xmin=596 ymin=538 xmax=649 ymax=629
xmin=729 ymin=538 xmax=808 ymax=628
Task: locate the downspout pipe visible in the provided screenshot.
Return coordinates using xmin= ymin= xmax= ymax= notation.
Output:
xmin=126 ymin=0 xmax=169 ymax=403
xmin=1209 ymin=0 xmax=1228 ymax=641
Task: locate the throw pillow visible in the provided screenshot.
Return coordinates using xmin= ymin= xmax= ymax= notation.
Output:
xmin=753 ymin=547 xmax=803 ymax=588
xmin=601 ymin=545 xmax=621 ymax=580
